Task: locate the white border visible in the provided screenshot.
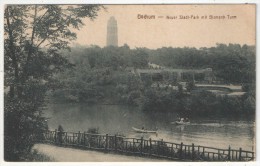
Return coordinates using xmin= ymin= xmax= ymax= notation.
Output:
xmin=0 ymin=0 xmax=258 ymax=166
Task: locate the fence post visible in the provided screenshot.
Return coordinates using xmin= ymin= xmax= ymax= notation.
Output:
xmin=140 ymin=137 xmax=143 ymax=155
xmin=171 ymin=143 xmax=173 ymax=158
xmin=192 ymin=143 xmax=195 ymax=161
xmin=65 ymin=132 xmax=67 ymax=145
xmin=157 ymin=140 xmax=159 ymax=155
xmin=202 ymin=147 xmax=205 ymax=159
xmin=43 ymin=130 xmax=46 ymax=142
xmin=49 ymin=130 xmax=51 ymax=141
xmin=149 ymin=138 xmax=152 ymax=156
xmin=47 ymin=130 xmax=50 ymax=141
xmin=83 ymin=132 xmax=86 ymax=146
xmin=105 ymin=134 xmax=108 ymax=151
xmin=179 ymin=142 xmax=183 ymax=159
xmin=161 ymin=139 xmax=164 ymax=155
xmin=78 ymin=131 xmax=81 ymax=145
xmin=54 ymin=129 xmax=57 ymax=144
xmin=98 ymin=135 xmax=101 ymax=147
xmin=44 ymin=130 xmax=47 ymax=141
xmin=49 ymin=130 xmax=52 ymax=141
xmin=72 ymin=133 xmax=74 ymax=144
xmin=228 ymin=145 xmax=231 ymax=161
xmin=184 ymin=145 xmax=187 ymax=159
xmin=114 ymin=135 xmax=117 ymax=152
xmin=133 ymin=138 xmax=135 ymax=152
xmin=239 ymin=148 xmax=242 ymax=161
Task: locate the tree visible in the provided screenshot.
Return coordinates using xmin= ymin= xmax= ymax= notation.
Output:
xmin=131 ymin=49 xmax=149 ymax=68
xmin=4 ymin=5 xmax=103 ymax=161
xmin=5 ymin=5 xmax=102 ymax=97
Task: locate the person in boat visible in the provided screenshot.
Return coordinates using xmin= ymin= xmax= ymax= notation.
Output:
xmin=184 ymin=117 xmax=189 ymax=122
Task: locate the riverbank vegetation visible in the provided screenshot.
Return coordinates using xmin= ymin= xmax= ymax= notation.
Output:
xmin=141 ymin=87 xmax=255 ymax=117
xmin=49 ymin=43 xmax=255 ymax=117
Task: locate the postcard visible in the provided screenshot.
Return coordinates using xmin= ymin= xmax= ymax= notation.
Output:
xmin=2 ymin=3 xmax=256 ymax=164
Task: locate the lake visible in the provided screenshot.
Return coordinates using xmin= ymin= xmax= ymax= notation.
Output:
xmin=44 ymin=103 xmax=255 ymax=152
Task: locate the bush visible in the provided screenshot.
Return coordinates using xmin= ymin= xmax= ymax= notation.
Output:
xmin=4 ymin=97 xmax=48 ymax=161
xmin=22 ymin=149 xmax=53 ymax=161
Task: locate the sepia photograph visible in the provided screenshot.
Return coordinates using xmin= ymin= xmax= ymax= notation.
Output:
xmin=2 ymin=2 xmax=257 ymax=163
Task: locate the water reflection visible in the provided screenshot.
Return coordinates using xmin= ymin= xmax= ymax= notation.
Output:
xmin=44 ymin=103 xmax=255 ymax=151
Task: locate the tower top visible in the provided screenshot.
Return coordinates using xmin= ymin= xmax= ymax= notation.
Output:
xmin=108 ymin=16 xmax=117 ymax=26
xmin=109 ymin=16 xmax=116 ymax=21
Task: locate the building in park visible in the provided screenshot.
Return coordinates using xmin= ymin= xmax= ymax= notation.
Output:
xmin=107 ymin=16 xmax=118 ymax=47
xmin=136 ymin=68 xmax=214 ymax=83
xmin=136 ymin=68 xmax=244 ymax=96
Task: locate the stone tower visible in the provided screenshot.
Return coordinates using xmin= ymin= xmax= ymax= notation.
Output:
xmin=107 ymin=16 xmax=118 ymax=47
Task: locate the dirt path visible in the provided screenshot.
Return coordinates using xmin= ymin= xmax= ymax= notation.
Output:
xmin=33 ymin=144 xmax=169 ymax=162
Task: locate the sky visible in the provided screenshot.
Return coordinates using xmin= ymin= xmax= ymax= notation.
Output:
xmin=73 ymin=5 xmax=255 ymax=49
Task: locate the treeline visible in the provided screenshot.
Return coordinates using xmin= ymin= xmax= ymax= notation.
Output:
xmin=50 ymin=43 xmax=255 ymax=116
xmin=64 ymin=44 xmax=149 ymax=69
xmin=52 ymin=45 xmax=147 ymax=104
xmin=148 ymin=43 xmax=255 ymax=84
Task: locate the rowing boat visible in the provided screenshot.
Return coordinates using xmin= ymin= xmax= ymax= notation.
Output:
xmin=171 ymin=121 xmax=190 ymax=125
xmin=171 ymin=117 xmax=190 ymax=125
xmin=132 ymin=127 xmax=157 ymax=133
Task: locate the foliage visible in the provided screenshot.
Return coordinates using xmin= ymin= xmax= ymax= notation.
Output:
xmin=4 ymin=4 xmax=103 ymax=161
xmin=4 ymin=94 xmax=48 ymax=161
xmin=149 ymin=44 xmax=255 ymax=84
xmin=141 ymin=87 xmax=255 ymax=117
xmin=87 ymin=128 xmax=99 ymax=134
xmin=52 ymin=45 xmax=148 ymax=104
xmin=52 ymin=43 xmax=255 ymax=117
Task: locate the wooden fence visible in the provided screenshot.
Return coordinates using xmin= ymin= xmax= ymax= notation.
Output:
xmin=37 ymin=130 xmax=254 ymax=161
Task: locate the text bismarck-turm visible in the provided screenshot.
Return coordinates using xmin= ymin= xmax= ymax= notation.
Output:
xmin=137 ymin=14 xmax=237 ymax=20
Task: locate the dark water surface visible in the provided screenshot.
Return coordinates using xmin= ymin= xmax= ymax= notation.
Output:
xmin=44 ymin=103 xmax=255 ymax=151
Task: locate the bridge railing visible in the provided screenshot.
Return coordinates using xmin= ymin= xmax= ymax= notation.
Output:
xmin=38 ymin=130 xmax=254 ymax=161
